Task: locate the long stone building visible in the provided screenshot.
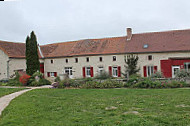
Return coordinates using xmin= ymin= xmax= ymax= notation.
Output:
xmin=1 ymin=28 xmax=190 ymax=80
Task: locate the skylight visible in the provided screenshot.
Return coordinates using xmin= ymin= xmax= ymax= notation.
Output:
xmin=143 ymin=44 xmax=148 ymax=49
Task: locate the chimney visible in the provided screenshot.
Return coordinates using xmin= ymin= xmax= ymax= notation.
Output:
xmin=127 ymin=28 xmax=132 ymax=41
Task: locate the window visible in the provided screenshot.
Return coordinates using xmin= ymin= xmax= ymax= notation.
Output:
xmin=50 ymin=72 xmax=55 ymax=77
xmin=98 ymin=67 xmax=104 ymax=74
xmin=65 ymin=67 xmax=73 ymax=78
xmin=112 ymin=67 xmax=118 ymax=77
xmin=51 ymin=59 xmax=53 ymax=64
xmin=66 ymin=59 xmax=68 ymax=63
xmin=143 ymin=44 xmax=149 ymax=48
xmin=86 ymin=67 xmax=91 ymax=77
xmin=147 ymin=66 xmax=154 ymax=77
xmin=75 ymin=58 xmax=78 ymax=63
xmin=99 ymin=57 xmax=103 ymax=62
xmin=113 ymin=56 xmax=116 ymax=61
xmin=184 ymin=62 xmax=190 ymax=71
xmin=148 ymin=55 xmax=152 ymax=60
xmin=47 ymin=72 xmax=57 ymax=77
xmin=86 ymin=57 xmax=89 ymax=62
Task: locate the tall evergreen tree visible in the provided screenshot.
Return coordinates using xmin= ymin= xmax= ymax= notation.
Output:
xmin=123 ymin=54 xmax=140 ymax=78
xmin=26 ymin=31 xmax=40 ymax=75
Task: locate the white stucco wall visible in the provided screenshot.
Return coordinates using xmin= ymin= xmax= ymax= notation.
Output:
xmin=1 ymin=50 xmax=190 ymax=80
xmin=44 ymin=54 xmax=126 ymax=79
xmin=44 ymin=52 xmax=190 ymax=79
xmin=0 ymin=49 xmax=9 ymax=80
xmin=137 ymin=52 xmax=190 ymax=76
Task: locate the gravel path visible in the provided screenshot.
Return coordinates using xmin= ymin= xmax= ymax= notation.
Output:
xmin=0 ymin=85 xmax=52 ymax=116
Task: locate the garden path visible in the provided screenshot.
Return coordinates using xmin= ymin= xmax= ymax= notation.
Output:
xmin=0 ymin=85 xmax=52 ymax=116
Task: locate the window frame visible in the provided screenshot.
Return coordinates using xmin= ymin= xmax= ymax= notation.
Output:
xmin=147 ymin=66 xmax=154 ymax=77
xmin=86 ymin=57 xmax=89 ymax=62
xmin=51 ymin=59 xmax=53 ymax=64
xmin=66 ymin=59 xmax=68 ymax=63
xmin=113 ymin=56 xmax=116 ymax=61
xmin=148 ymin=55 xmax=152 ymax=60
xmin=184 ymin=62 xmax=190 ymax=71
xmin=64 ymin=67 xmax=73 ymax=76
xmin=50 ymin=72 xmax=55 ymax=77
xmin=98 ymin=66 xmax=104 ymax=74
xmin=75 ymin=58 xmax=78 ymax=63
xmin=112 ymin=66 xmax=118 ymax=77
xmin=99 ymin=57 xmax=103 ymax=62
xmin=86 ymin=67 xmax=91 ymax=77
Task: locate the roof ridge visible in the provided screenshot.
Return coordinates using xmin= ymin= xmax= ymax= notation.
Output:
xmin=0 ymin=40 xmax=24 ymax=44
xmin=42 ymin=36 xmax=126 ymax=46
xmin=133 ymin=28 xmax=190 ymax=36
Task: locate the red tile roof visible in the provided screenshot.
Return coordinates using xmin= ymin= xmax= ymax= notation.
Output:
xmin=1 ymin=29 xmax=190 ymax=58
xmin=0 ymin=40 xmax=43 ymax=58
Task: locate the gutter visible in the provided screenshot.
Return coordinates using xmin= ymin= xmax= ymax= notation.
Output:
xmin=7 ymin=59 xmax=11 ymax=79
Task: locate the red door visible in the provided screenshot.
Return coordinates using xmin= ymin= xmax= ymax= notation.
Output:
xmin=40 ymin=63 xmax=44 ymax=73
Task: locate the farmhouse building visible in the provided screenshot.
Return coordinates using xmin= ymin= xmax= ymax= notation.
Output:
xmin=1 ymin=28 xmax=190 ymax=80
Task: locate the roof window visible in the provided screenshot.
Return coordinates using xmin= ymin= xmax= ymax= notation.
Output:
xmin=143 ymin=44 xmax=149 ymax=49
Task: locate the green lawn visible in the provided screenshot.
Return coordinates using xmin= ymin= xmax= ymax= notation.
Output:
xmin=1 ymin=88 xmax=190 ymax=126
xmin=0 ymin=88 xmax=26 ymax=98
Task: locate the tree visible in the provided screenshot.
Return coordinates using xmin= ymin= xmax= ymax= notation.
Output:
xmin=26 ymin=31 xmax=40 ymax=75
xmin=123 ymin=54 xmax=140 ymax=78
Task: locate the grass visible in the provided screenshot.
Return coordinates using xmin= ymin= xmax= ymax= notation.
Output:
xmin=0 ymin=88 xmax=26 ymax=98
xmin=0 ymin=88 xmax=190 ymax=125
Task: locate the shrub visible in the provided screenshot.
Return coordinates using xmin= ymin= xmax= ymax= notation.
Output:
xmin=95 ymin=71 xmax=111 ymax=80
xmin=30 ymin=78 xmax=51 ymax=86
xmin=59 ymin=79 xmax=80 ymax=88
xmin=19 ymin=74 xmax=31 ymax=86
xmin=7 ymin=79 xmax=22 ymax=86
xmin=124 ymin=74 xmax=140 ymax=87
xmin=81 ymin=81 xmax=99 ymax=89
xmin=151 ymin=71 xmax=163 ymax=78
xmin=176 ymin=69 xmax=190 ymax=81
xmin=55 ymin=76 xmax=61 ymax=82
xmin=80 ymin=79 xmax=123 ymax=89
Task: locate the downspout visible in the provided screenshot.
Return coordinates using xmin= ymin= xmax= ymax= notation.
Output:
xmin=7 ymin=59 xmax=11 ymax=79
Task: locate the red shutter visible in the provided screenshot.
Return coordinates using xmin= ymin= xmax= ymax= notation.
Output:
xmin=109 ymin=66 xmax=112 ymax=76
xmin=83 ymin=67 xmax=86 ymax=78
xmin=154 ymin=66 xmax=157 ymax=73
xmin=47 ymin=72 xmax=50 ymax=77
xmin=90 ymin=67 xmax=94 ymax=77
xmin=143 ymin=66 xmax=147 ymax=77
xmin=118 ymin=66 xmax=121 ymax=77
xmin=54 ymin=72 xmax=57 ymax=77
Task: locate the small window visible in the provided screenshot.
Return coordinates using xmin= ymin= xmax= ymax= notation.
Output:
xmin=75 ymin=58 xmax=78 ymax=63
xmin=113 ymin=56 xmax=116 ymax=61
xmin=51 ymin=59 xmax=53 ymax=64
xmin=148 ymin=55 xmax=152 ymax=60
xmin=66 ymin=59 xmax=68 ymax=63
xmin=86 ymin=57 xmax=89 ymax=62
xmin=99 ymin=57 xmax=103 ymax=62
xmin=143 ymin=44 xmax=149 ymax=48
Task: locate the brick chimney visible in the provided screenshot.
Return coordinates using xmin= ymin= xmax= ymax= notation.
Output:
xmin=127 ymin=28 xmax=132 ymax=41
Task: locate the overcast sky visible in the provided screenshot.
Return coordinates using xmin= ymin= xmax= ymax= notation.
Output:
xmin=0 ymin=0 xmax=190 ymax=45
